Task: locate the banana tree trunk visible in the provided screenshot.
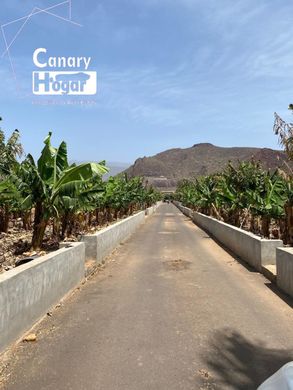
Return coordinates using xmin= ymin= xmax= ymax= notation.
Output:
xmin=67 ymin=214 xmax=74 ymax=236
xmin=250 ymin=214 xmax=260 ymax=235
xmin=31 ymin=202 xmax=48 ymax=250
xmin=279 ymin=217 xmax=288 ymax=244
xmin=22 ymin=210 xmax=31 ymax=231
xmin=106 ymin=206 xmax=112 ymax=222
xmin=102 ymin=208 xmax=107 ymax=224
xmin=61 ymin=211 xmax=70 ymax=240
xmin=53 ymin=219 xmax=60 ymax=238
xmin=95 ymin=208 xmax=100 ymax=225
xmin=285 ymin=204 xmax=293 ymax=245
xmin=88 ymin=212 xmax=93 ymax=227
xmin=0 ymin=204 xmax=10 ymax=233
xmin=211 ymin=203 xmax=222 ymax=221
xmin=261 ymin=215 xmax=271 ymax=238
xmin=234 ymin=210 xmax=241 ymax=227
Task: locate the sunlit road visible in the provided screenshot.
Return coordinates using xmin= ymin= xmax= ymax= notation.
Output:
xmin=2 ymin=203 xmax=293 ymax=389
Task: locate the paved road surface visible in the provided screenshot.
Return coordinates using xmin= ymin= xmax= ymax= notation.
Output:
xmin=1 ymin=203 xmax=293 ymax=389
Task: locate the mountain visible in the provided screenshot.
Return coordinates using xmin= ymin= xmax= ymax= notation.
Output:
xmin=124 ymin=143 xmax=289 ymax=190
xmin=103 ymin=162 xmax=131 ymax=179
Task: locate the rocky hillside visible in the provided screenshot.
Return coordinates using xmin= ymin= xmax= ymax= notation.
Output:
xmin=124 ymin=143 xmax=289 ymax=189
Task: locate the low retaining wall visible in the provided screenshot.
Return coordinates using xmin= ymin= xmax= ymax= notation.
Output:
xmin=82 ymin=211 xmax=145 ymax=263
xmin=177 ymin=204 xmax=193 ymax=218
xmin=0 ymin=205 xmax=160 ymax=354
xmin=145 ymin=202 xmax=160 ymax=216
xmin=145 ymin=205 xmax=155 ymax=216
xmin=175 ymin=202 xmax=283 ymax=271
xmin=276 ymin=247 xmax=293 ymax=298
xmin=0 ymin=242 xmax=85 ymax=353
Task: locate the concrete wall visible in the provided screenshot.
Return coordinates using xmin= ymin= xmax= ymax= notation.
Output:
xmin=0 ymin=242 xmax=85 ymax=353
xmin=82 ymin=211 xmax=145 ymax=263
xmin=175 ymin=202 xmax=283 ymax=271
xmin=145 ymin=202 xmax=160 ymax=216
xmin=0 ymin=204 xmax=159 ymax=354
xmin=145 ymin=205 xmax=155 ymax=216
xmin=276 ymin=247 xmax=293 ymax=298
xmin=177 ymin=204 xmax=193 ymax=219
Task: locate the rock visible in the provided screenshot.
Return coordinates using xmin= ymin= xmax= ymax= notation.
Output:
xmin=23 ymin=251 xmax=37 ymax=257
xmin=198 ymin=369 xmax=211 ymax=379
xmin=23 ymin=333 xmax=37 ymax=342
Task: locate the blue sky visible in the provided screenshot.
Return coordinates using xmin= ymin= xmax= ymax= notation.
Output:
xmin=0 ymin=0 xmax=293 ymax=163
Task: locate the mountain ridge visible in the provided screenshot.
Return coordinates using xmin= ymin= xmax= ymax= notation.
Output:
xmin=124 ymin=143 xmax=288 ymax=189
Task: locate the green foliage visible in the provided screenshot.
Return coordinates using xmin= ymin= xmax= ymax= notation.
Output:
xmin=0 ymin=128 xmax=23 ymax=176
xmin=0 ymin=121 xmax=24 ymax=232
xmin=0 ymin=127 xmax=159 ymax=248
xmin=176 ymin=161 xmax=289 ymax=238
xmin=18 ymin=132 xmax=109 ymax=248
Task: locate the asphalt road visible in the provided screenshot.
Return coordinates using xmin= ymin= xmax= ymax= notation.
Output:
xmin=1 ymin=203 xmax=293 ymax=390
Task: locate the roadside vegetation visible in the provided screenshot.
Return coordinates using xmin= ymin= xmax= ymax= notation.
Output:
xmin=0 ymin=123 xmax=160 ymax=271
xmin=176 ymin=111 xmax=293 ymax=245
xmin=175 ymin=161 xmax=291 ymax=241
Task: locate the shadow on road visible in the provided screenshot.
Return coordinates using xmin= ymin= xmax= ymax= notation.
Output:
xmin=264 ymin=282 xmax=293 ymax=308
xmin=202 ymin=329 xmax=293 ymax=389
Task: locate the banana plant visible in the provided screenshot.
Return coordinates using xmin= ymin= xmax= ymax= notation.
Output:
xmin=0 ymin=123 xmax=24 ymax=232
xmin=176 ymin=161 xmax=289 ymax=238
xmin=0 ymin=179 xmax=21 ymax=232
xmin=249 ymin=172 xmax=287 ymax=237
xmin=20 ymin=132 xmax=108 ymax=249
xmin=0 ymin=127 xmax=23 ymax=178
xmin=57 ymin=175 xmax=105 ymax=238
xmin=216 ymin=162 xmax=265 ymax=226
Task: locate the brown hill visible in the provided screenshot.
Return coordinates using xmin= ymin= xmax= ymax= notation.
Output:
xmin=125 ymin=143 xmax=289 ymax=189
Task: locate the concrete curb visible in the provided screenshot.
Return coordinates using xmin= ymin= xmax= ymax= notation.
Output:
xmin=82 ymin=204 xmax=160 ymax=276
xmin=145 ymin=205 xmax=156 ymax=216
xmin=0 ymin=203 xmax=160 ymax=354
xmin=276 ymin=247 xmax=293 ymax=298
xmin=145 ymin=202 xmax=161 ymax=216
xmin=0 ymin=242 xmax=85 ymax=353
xmin=82 ymin=203 xmax=161 ymax=265
xmin=81 ymin=211 xmax=146 ymax=264
xmin=175 ymin=202 xmax=283 ymax=272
